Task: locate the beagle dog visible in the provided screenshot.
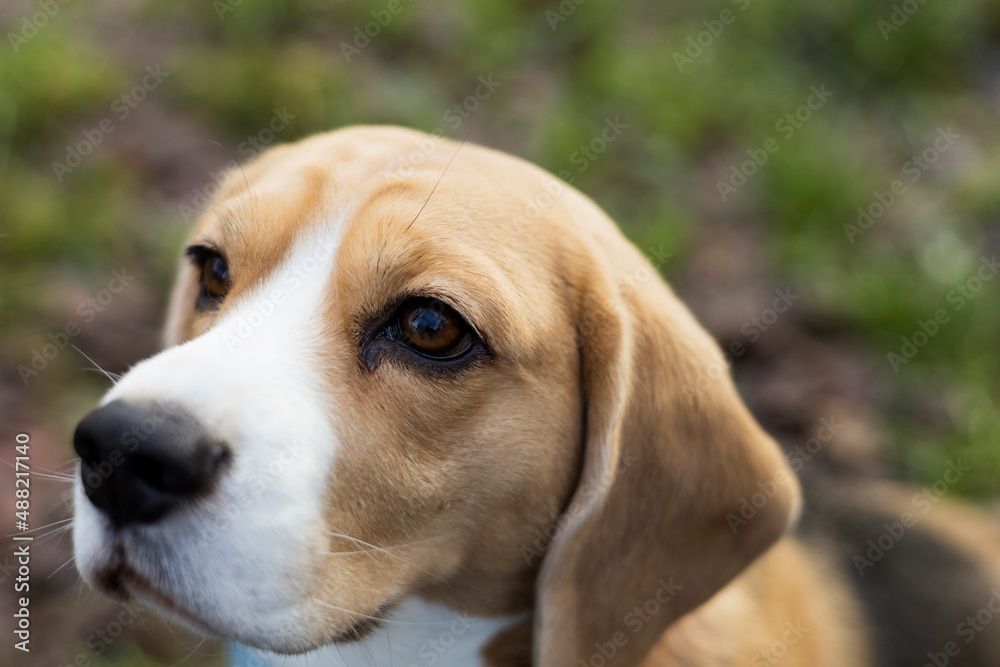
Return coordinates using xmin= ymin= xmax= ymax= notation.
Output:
xmin=72 ymin=126 xmax=1000 ymax=666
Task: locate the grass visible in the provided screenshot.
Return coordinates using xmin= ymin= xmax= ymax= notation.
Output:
xmin=2 ymin=0 xmax=999 ymax=663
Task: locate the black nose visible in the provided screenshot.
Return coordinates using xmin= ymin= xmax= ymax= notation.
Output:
xmin=73 ymin=400 xmax=228 ymax=527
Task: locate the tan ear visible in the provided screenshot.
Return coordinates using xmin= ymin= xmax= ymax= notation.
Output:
xmin=534 ymin=241 xmax=801 ymax=666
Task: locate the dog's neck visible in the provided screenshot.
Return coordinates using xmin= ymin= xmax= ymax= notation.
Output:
xmin=232 ymin=597 xmax=525 ymax=667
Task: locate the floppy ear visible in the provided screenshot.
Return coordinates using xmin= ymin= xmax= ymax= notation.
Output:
xmin=534 ymin=242 xmax=801 ymax=666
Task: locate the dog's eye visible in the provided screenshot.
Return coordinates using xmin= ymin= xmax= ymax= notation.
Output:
xmin=388 ymin=298 xmax=474 ymax=359
xmin=185 ymin=245 xmax=231 ymax=305
xmin=202 ymin=254 xmax=230 ymax=299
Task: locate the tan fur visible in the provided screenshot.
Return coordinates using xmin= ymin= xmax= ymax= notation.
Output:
xmin=164 ymin=126 xmax=999 ymax=665
xmin=646 ymin=540 xmax=872 ymax=666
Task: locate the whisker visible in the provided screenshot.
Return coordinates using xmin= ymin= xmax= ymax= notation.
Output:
xmin=6 ymin=516 xmax=72 ymax=537
xmin=57 ymin=457 xmax=82 ymax=471
xmin=47 ymin=555 xmax=76 ymax=580
xmin=34 ymin=461 xmax=79 ymax=478
xmin=81 ymin=367 xmax=123 ymax=380
xmin=318 ymin=644 xmax=343 ymax=667
xmin=8 ymin=524 xmax=72 ymax=550
xmin=331 ymin=561 xmax=367 ymax=590
xmin=167 ymin=636 xmax=213 ymax=666
xmin=134 ymin=605 xmax=171 ymax=646
xmin=53 ymin=520 xmax=72 ymax=548
xmin=325 ymin=531 xmax=447 ymax=585
xmin=404 ymin=131 xmax=471 ymax=234
xmin=0 ymin=457 xmax=74 ymax=482
xmin=29 ymin=471 xmax=75 ymax=483
xmin=309 ymin=572 xmax=449 ymax=630
xmin=29 ymin=523 xmax=72 ymax=543
xmin=71 ymin=345 xmax=118 ymax=385
xmin=314 ymin=599 xmax=447 ymax=627
xmin=361 ymin=638 xmax=377 ymax=667
xmin=209 ymin=140 xmax=256 ymax=206
xmin=320 ymin=535 xmax=442 ymax=556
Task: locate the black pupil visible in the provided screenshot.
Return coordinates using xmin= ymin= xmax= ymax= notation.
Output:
xmin=408 ymin=306 xmax=447 ymax=337
xmin=211 ymin=256 xmax=228 ymax=283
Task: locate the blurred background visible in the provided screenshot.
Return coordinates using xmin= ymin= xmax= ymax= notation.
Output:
xmin=1 ymin=0 xmax=999 ymax=664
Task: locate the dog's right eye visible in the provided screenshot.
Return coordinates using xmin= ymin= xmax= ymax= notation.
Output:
xmin=387 ymin=297 xmax=475 ymax=360
xmin=185 ymin=245 xmax=231 ymax=307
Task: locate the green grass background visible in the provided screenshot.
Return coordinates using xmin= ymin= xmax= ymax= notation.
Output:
xmin=1 ymin=0 xmax=999 ymax=664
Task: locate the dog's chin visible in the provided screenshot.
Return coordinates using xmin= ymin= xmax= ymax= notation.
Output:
xmin=79 ymin=555 xmax=221 ymax=638
xmin=79 ymin=550 xmax=384 ymax=656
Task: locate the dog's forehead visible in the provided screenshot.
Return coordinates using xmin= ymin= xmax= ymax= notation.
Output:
xmin=185 ymin=128 xmax=576 ymax=352
xmin=199 ymin=132 xmax=531 ymax=260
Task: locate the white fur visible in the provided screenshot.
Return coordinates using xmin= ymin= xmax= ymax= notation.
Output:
xmin=74 ymin=224 xmax=348 ymax=650
xmin=231 ymin=598 xmax=522 ymax=667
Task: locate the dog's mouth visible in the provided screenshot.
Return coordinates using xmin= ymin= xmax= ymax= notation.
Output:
xmin=94 ymin=554 xmax=217 ymax=635
xmin=93 ymin=543 xmax=400 ymax=650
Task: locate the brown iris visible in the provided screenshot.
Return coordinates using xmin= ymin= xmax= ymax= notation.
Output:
xmin=391 ymin=298 xmax=474 ymax=359
xmin=202 ymin=254 xmax=230 ymax=299
xmin=185 ymin=245 xmax=231 ymax=305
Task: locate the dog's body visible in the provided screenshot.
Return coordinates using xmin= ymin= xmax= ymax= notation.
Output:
xmin=72 ymin=126 xmax=1000 ymax=666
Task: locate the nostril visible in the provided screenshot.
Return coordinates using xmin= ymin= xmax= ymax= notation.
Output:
xmin=133 ymin=453 xmax=185 ymax=494
xmin=131 ymin=442 xmax=227 ymax=496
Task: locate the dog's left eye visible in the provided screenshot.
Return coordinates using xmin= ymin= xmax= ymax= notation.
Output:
xmin=202 ymin=254 xmax=230 ymax=299
xmin=387 ymin=297 xmax=474 ymax=360
xmin=185 ymin=245 xmax=231 ymax=306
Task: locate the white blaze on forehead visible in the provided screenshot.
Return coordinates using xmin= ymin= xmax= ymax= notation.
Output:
xmin=102 ymin=221 xmax=344 ymax=430
xmin=75 ymin=222 xmax=347 ymax=641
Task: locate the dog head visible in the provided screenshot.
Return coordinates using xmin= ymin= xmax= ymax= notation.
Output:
xmin=72 ymin=126 xmax=799 ymax=664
